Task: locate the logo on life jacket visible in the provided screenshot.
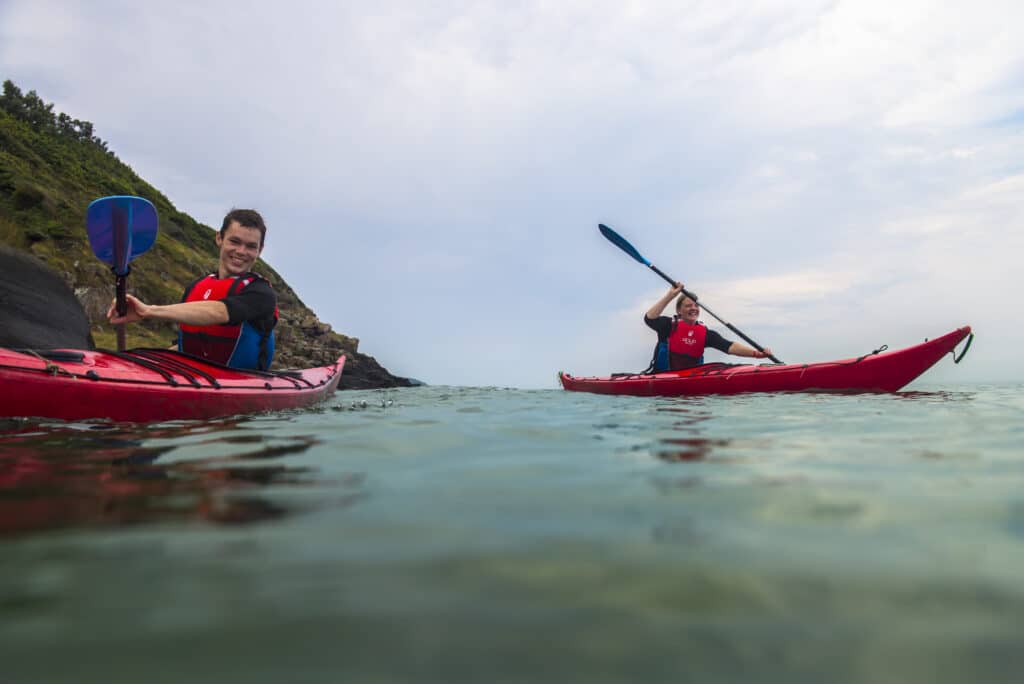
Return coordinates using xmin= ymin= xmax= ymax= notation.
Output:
xmin=668 ymin=322 xmax=707 ymax=356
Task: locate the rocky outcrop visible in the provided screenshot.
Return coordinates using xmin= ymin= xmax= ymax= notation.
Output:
xmin=0 ymin=245 xmax=93 ymax=349
xmin=1 ymin=81 xmax=413 ymax=388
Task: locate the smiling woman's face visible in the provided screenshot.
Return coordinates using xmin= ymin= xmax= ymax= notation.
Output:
xmin=676 ymin=296 xmax=700 ymax=324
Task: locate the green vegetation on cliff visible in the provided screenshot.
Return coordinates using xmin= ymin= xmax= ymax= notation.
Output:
xmin=0 ymin=79 xmax=407 ymax=388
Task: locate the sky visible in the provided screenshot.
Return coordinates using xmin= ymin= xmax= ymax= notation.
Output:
xmin=1 ymin=0 xmax=1021 ymax=387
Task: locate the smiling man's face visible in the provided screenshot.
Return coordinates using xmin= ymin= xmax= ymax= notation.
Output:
xmin=216 ymin=221 xmax=263 ymax=278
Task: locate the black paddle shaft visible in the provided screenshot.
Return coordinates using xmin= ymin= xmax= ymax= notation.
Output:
xmin=647 ymin=263 xmax=784 ymax=364
xmin=115 ymin=271 xmax=128 ymax=352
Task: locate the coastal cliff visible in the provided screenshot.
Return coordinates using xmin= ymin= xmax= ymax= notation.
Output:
xmin=0 ymin=80 xmax=410 ymax=389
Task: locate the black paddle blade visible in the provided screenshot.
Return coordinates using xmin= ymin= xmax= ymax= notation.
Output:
xmin=598 ymin=224 xmax=650 ymax=266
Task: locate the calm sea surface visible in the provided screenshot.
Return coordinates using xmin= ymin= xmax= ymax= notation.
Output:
xmin=1 ymin=383 xmax=1023 ymax=683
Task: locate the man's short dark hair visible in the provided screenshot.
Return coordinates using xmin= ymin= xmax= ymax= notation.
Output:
xmin=221 ymin=209 xmax=267 ymax=247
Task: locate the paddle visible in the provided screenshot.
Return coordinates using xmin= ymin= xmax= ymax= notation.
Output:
xmin=86 ymin=196 xmax=159 ymax=352
xmin=598 ymin=223 xmax=783 ymax=364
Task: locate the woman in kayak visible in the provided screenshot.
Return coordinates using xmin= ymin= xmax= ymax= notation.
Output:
xmin=645 ymin=283 xmax=773 ymax=372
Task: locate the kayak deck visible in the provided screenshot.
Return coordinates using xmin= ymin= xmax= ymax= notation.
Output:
xmin=560 ymin=326 xmax=971 ymax=397
xmin=0 ymin=347 xmax=345 ymax=422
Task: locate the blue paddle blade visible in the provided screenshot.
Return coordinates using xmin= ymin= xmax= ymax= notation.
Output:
xmin=598 ymin=223 xmax=650 ymax=266
xmin=86 ymin=196 xmax=159 ymax=275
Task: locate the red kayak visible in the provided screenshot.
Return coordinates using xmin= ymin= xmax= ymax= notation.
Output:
xmin=560 ymin=326 xmax=971 ymax=396
xmin=0 ymin=347 xmax=344 ymax=422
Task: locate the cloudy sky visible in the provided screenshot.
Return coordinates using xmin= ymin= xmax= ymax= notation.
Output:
xmin=2 ymin=1 xmax=1020 ymax=387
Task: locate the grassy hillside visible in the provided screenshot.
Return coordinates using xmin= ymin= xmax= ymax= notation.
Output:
xmin=0 ymin=79 xmax=404 ymax=386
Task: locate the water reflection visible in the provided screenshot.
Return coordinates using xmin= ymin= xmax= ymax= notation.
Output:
xmin=0 ymin=421 xmax=358 ymax=536
xmin=652 ymin=404 xmax=723 ymax=463
xmin=655 ymin=436 xmax=731 ymax=463
xmin=890 ymin=390 xmax=975 ymax=402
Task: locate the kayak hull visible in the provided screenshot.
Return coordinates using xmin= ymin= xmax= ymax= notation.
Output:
xmin=559 ymin=327 xmax=971 ymax=397
xmin=0 ymin=347 xmax=344 ymax=422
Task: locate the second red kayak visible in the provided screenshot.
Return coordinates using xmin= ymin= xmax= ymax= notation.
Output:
xmin=560 ymin=326 xmax=971 ymax=396
xmin=0 ymin=347 xmax=344 ymax=422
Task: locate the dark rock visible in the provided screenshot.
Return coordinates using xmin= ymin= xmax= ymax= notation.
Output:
xmin=338 ymin=351 xmax=415 ymax=390
xmin=0 ymin=245 xmax=94 ymax=349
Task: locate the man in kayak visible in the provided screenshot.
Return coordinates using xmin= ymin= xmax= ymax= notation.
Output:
xmin=107 ymin=209 xmax=278 ymax=370
xmin=645 ymin=283 xmax=772 ymax=371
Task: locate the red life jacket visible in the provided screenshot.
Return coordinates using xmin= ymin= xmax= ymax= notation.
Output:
xmin=666 ymin=321 xmax=707 ymax=369
xmin=178 ymin=273 xmax=278 ymax=370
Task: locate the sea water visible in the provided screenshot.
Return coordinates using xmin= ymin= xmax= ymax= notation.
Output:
xmin=1 ymin=383 xmax=1022 ymax=683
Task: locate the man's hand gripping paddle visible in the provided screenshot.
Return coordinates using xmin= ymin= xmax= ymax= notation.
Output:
xmin=86 ymin=196 xmax=159 ymax=352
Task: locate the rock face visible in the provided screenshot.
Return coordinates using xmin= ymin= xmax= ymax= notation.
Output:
xmin=0 ymin=81 xmax=413 ymax=389
xmin=0 ymin=245 xmax=93 ymax=349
